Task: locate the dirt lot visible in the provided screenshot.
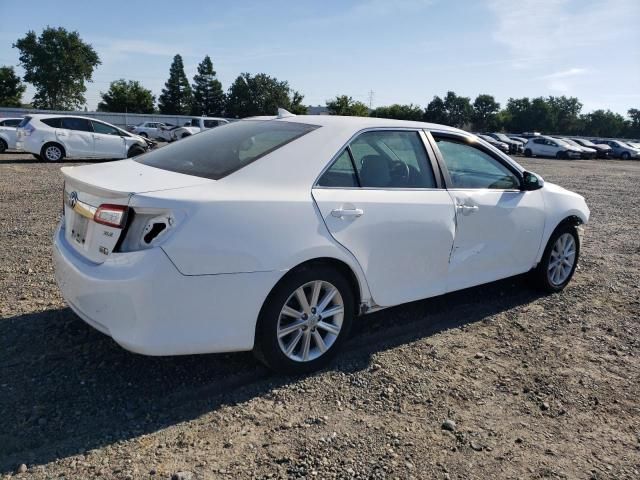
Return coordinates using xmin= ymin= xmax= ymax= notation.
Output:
xmin=0 ymin=152 xmax=638 ymax=480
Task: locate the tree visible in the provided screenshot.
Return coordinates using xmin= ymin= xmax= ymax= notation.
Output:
xmin=423 ymin=96 xmax=448 ymax=124
xmin=325 ymin=95 xmax=369 ymax=116
xmin=158 ymin=54 xmax=193 ymax=115
xmin=225 ymin=73 xmax=305 ymax=117
xmin=547 ymin=96 xmax=582 ymax=134
xmin=472 ymin=94 xmax=500 ymax=131
xmin=0 ymin=66 xmax=26 ymax=107
xmin=190 ymin=55 xmax=225 ymax=116
xmin=443 ymin=91 xmax=472 ymax=128
xmin=97 ymin=79 xmax=155 ymax=113
xmin=13 ymin=27 xmax=100 ymax=110
xmin=627 ymin=108 xmax=640 ymax=138
xmin=580 ymin=110 xmax=627 ymax=137
xmin=371 ymin=103 xmax=422 ymax=121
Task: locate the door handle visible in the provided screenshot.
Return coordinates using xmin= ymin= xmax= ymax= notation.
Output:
xmin=456 ymin=204 xmax=478 ymax=214
xmin=331 ymin=208 xmax=364 ymax=218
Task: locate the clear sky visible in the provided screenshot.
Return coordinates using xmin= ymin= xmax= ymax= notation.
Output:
xmin=0 ymin=0 xmax=638 ymax=115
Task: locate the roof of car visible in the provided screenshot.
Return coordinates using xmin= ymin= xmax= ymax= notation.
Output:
xmin=246 ymin=114 xmax=461 ymax=133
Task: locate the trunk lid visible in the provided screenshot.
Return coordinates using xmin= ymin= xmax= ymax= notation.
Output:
xmin=61 ymin=160 xmax=213 ymax=263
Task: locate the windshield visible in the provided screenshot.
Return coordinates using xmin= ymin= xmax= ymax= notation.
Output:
xmin=554 ymin=138 xmax=570 ymax=147
xmin=136 ymin=120 xmax=319 ymax=180
xmin=563 ymin=139 xmax=580 ymax=147
xmin=495 ymin=133 xmax=510 ymax=141
xmin=576 ymin=138 xmax=595 ymax=147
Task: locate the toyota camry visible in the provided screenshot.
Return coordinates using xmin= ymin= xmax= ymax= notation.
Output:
xmin=54 ymin=111 xmax=589 ymax=373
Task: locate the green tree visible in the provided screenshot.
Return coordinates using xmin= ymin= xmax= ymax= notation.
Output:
xmin=13 ymin=27 xmax=100 ymax=110
xmin=580 ymin=110 xmax=627 ymax=137
xmin=472 ymin=94 xmax=500 ymax=131
xmin=371 ymin=103 xmax=423 ymax=121
xmin=627 ymin=108 xmax=640 ymax=138
xmin=158 ymin=54 xmax=193 ymax=115
xmin=190 ymin=55 xmax=225 ymax=116
xmin=443 ymin=91 xmax=472 ymax=128
xmin=325 ymin=95 xmax=369 ymax=116
xmin=225 ymin=73 xmax=305 ymax=117
xmin=0 ymin=66 xmax=26 ymax=107
xmin=423 ymin=95 xmax=448 ymax=124
xmin=547 ymin=96 xmax=583 ymax=134
xmin=97 ymin=79 xmax=155 ymax=113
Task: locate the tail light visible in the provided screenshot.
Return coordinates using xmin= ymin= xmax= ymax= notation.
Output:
xmin=94 ymin=204 xmax=129 ymax=228
xmin=21 ymin=124 xmax=35 ymax=136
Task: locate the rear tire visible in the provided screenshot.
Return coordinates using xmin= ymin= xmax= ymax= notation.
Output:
xmin=531 ymin=224 xmax=580 ymax=293
xmin=621 ymin=152 xmax=630 ymax=160
xmin=41 ymin=143 xmax=65 ymax=162
xmin=254 ymin=266 xmax=355 ymax=374
xmin=0 ymin=139 xmax=7 ymax=153
xmin=181 ymin=132 xmax=191 ymax=139
xmin=524 ymin=148 xmax=532 ymax=157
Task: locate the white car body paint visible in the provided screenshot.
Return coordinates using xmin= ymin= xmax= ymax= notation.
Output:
xmin=16 ymin=114 xmax=148 ymax=159
xmin=53 ymin=116 xmax=590 ymax=356
xmin=0 ymin=117 xmax=22 ymax=150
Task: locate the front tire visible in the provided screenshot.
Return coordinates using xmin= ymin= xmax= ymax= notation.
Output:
xmin=41 ymin=143 xmax=65 ymax=162
xmin=532 ymin=224 xmax=580 ymax=293
xmin=524 ymin=148 xmax=532 ymax=157
xmin=254 ymin=266 xmax=355 ymax=374
xmin=0 ymin=139 xmax=7 ymax=153
xmin=139 ymin=132 xmax=148 ymax=138
xmin=127 ymin=145 xmax=146 ymax=158
xmin=181 ymin=132 xmax=191 ymax=139
xmin=621 ymin=152 xmax=630 ymax=160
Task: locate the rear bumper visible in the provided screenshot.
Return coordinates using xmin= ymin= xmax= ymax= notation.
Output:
xmin=53 ymin=224 xmax=281 ymax=355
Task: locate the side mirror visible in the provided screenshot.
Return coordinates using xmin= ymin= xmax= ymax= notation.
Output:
xmin=521 ymin=171 xmax=544 ymax=191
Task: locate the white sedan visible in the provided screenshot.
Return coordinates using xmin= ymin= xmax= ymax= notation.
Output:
xmin=53 ymin=113 xmax=589 ymax=373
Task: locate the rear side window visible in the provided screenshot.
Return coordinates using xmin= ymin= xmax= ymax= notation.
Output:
xmin=350 ymin=131 xmax=436 ymax=188
xmin=2 ymin=119 xmax=21 ymax=127
xmin=136 ymin=120 xmax=318 ymax=180
xmin=61 ymin=117 xmax=92 ymax=132
xmin=18 ymin=116 xmax=32 ymax=128
xmin=41 ymin=117 xmax=62 ymax=128
xmin=317 ymin=150 xmax=359 ymax=187
xmin=203 ymin=119 xmax=220 ymax=128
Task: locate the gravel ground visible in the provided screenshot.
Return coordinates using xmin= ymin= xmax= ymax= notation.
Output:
xmin=0 ymin=152 xmax=638 ymax=479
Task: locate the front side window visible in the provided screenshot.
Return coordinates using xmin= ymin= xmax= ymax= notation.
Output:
xmin=61 ymin=117 xmax=92 ymax=132
xmin=136 ymin=120 xmax=318 ymax=180
xmin=349 ymin=131 xmax=436 ymax=188
xmin=92 ymin=121 xmax=120 ymax=136
xmin=434 ymin=137 xmax=520 ymax=190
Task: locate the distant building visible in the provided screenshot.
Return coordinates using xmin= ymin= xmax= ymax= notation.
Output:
xmin=308 ymin=105 xmax=329 ymax=115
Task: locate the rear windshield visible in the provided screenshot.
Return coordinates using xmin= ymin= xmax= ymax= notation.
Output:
xmin=136 ymin=120 xmax=318 ymax=180
xmin=18 ymin=116 xmax=32 ymax=128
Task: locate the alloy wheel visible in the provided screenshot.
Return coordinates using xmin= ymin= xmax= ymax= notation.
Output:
xmin=547 ymin=233 xmax=576 ymax=286
xmin=277 ymin=280 xmax=344 ymax=362
xmin=45 ymin=145 xmax=62 ymax=161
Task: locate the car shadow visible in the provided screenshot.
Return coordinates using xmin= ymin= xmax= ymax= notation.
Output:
xmin=0 ymin=274 xmax=544 ymax=472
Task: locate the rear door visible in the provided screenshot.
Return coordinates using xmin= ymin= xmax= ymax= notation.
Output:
xmin=428 ymin=132 xmax=545 ymax=292
xmin=57 ymin=117 xmax=94 ymax=157
xmin=91 ymin=120 xmax=127 ymax=159
xmin=312 ymin=129 xmax=456 ymax=307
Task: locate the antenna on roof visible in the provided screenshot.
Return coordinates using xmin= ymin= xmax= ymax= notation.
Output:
xmin=277 ymin=108 xmax=295 ymax=119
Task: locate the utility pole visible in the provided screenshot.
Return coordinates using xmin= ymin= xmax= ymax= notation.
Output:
xmin=368 ymin=90 xmax=374 ymax=109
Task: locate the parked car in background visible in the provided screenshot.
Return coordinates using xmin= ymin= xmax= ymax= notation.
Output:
xmin=53 ymin=114 xmax=589 ymax=373
xmin=625 ymin=140 xmax=640 ymax=150
xmin=570 ymin=138 xmax=613 ymax=158
xmin=485 ymin=132 xmax=523 ymax=154
xmin=594 ymin=139 xmax=640 ymax=160
xmin=0 ymin=117 xmax=22 ymax=152
xmin=477 ymin=134 xmax=510 ymax=154
xmin=158 ymin=116 xmax=229 ymax=142
xmin=524 ymin=136 xmax=582 ymax=159
xmin=508 ymin=135 xmax=529 ymax=145
xmin=554 ymin=137 xmax=597 ymax=159
xmin=521 ymin=132 xmax=542 ymax=139
xmin=131 ymin=121 xmax=169 ymax=139
xmin=16 ymin=114 xmax=152 ymax=162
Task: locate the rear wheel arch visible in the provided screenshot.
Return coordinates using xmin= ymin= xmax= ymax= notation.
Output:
xmin=41 ymin=142 xmax=66 ymax=161
xmin=0 ymin=137 xmax=7 ymax=152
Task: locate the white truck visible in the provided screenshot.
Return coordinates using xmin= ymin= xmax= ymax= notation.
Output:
xmin=156 ymin=117 xmax=229 ymax=142
xmin=0 ymin=117 xmax=23 ymax=152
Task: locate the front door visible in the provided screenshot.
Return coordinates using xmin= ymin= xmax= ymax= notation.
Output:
xmin=91 ymin=120 xmax=126 ymax=159
xmin=312 ymin=130 xmax=456 ymax=307
xmin=430 ymin=134 xmax=546 ymax=292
